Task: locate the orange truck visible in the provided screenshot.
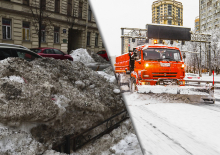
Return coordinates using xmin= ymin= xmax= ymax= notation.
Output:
xmin=115 ymin=44 xmax=185 ymax=91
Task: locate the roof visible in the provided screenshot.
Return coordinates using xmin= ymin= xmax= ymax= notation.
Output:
xmin=136 ymin=44 xmax=180 ymax=51
xmin=0 ymin=43 xmax=28 ymax=49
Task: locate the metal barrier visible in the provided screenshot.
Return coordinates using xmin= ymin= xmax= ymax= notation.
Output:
xmin=52 ymin=110 xmax=129 ymax=154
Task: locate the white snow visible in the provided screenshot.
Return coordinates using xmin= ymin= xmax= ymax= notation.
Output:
xmin=70 ymin=48 xmax=95 ymax=64
xmin=110 ymin=133 xmax=142 ymax=155
xmin=97 ymin=71 xmax=116 ymax=83
xmin=113 ymin=89 xmax=121 ymax=94
xmin=123 ymin=72 xmax=220 ymax=155
xmin=1 ymin=75 xmax=24 ymax=83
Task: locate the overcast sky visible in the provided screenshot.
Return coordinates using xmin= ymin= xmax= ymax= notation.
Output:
xmin=89 ymin=0 xmax=199 ymax=56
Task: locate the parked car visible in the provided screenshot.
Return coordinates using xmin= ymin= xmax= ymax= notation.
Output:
xmin=30 ymin=47 xmax=73 ymax=61
xmin=97 ymin=50 xmax=109 ymax=61
xmin=0 ymin=43 xmax=42 ymax=61
xmin=184 ymin=73 xmax=202 ymax=80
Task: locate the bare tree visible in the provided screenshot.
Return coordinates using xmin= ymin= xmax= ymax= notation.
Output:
xmin=29 ymin=0 xmax=54 ymax=48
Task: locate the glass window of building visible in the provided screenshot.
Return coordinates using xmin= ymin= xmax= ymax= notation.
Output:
xmin=22 ymin=22 xmax=30 ymax=41
xmin=168 ymin=20 xmax=172 ymax=25
xmin=87 ymin=32 xmax=91 ymax=46
xmin=41 ymin=25 xmax=46 ymax=42
xmin=2 ymin=19 xmax=11 ymax=40
xmin=168 ymin=5 xmax=172 ymax=16
xmin=55 ymin=0 xmax=60 ymax=13
xmin=54 ymin=27 xmax=59 ymax=43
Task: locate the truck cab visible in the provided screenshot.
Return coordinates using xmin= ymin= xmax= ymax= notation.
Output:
xmin=132 ymin=45 xmax=185 ymax=85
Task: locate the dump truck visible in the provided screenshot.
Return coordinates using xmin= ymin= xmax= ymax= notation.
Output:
xmin=115 ymin=44 xmax=186 ymax=91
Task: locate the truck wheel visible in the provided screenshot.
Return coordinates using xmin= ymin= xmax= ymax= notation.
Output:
xmin=129 ymin=78 xmax=136 ymax=93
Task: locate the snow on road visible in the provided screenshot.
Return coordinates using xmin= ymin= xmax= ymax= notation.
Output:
xmin=124 ymin=91 xmax=220 ymax=155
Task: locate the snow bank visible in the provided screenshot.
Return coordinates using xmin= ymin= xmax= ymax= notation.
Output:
xmin=70 ymin=48 xmax=95 ymax=64
xmin=91 ymin=51 xmax=108 ymax=63
xmin=71 ymin=119 xmax=142 ymax=155
xmin=0 ymin=57 xmax=125 ymax=154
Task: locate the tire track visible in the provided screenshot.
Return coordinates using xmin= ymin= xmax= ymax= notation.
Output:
xmin=129 ymin=105 xmax=220 ymax=155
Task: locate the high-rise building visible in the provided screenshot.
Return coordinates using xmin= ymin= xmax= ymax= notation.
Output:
xmin=195 ymin=16 xmax=200 ymax=32
xmin=152 ymin=0 xmax=183 ymax=26
xmin=200 ymin=0 xmax=220 ymax=32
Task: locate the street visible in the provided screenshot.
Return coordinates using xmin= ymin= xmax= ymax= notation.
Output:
xmin=122 ymin=74 xmax=220 ymax=155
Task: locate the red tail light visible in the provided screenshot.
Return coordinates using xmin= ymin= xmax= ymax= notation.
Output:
xmin=197 ymin=77 xmax=200 ymax=79
xmin=187 ymin=77 xmax=192 ymax=79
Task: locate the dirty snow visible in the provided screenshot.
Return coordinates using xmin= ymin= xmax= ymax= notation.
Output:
xmin=98 ymin=71 xmax=116 ymax=83
xmin=0 ymin=57 xmax=127 ymax=154
xmin=0 ymin=55 xmax=142 ymax=154
xmin=70 ymin=48 xmax=111 ymax=71
xmin=71 ymin=119 xmax=142 ymax=155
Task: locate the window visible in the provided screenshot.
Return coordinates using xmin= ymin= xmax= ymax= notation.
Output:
xmin=2 ymin=19 xmax=11 ymax=40
xmin=95 ymin=33 xmax=98 ymax=46
xmin=22 ymin=22 xmax=30 ymax=41
xmin=78 ymin=2 xmax=83 ymax=18
xmin=88 ymin=5 xmax=92 ymax=21
xmin=53 ymin=49 xmax=63 ymax=54
xmin=87 ymin=32 xmax=91 ymax=46
xmin=40 ymin=0 xmax=46 ymax=10
xmin=168 ymin=5 xmax=172 ymax=16
xmin=23 ymin=0 xmax=29 ymax=5
xmin=0 ymin=48 xmax=39 ymax=61
xmin=168 ymin=20 xmax=172 ymax=25
xmin=67 ymin=0 xmax=72 ymax=16
xmin=54 ymin=27 xmax=59 ymax=43
xmin=41 ymin=25 xmax=46 ymax=42
xmin=55 ymin=0 xmax=60 ymax=13
xmin=43 ymin=49 xmax=54 ymax=54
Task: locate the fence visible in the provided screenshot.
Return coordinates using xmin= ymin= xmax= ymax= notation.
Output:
xmin=52 ymin=109 xmax=129 ymax=154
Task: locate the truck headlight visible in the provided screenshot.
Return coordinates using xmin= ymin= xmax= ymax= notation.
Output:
xmin=181 ymin=64 xmax=185 ymax=68
xmin=145 ymin=63 xmax=149 ymax=67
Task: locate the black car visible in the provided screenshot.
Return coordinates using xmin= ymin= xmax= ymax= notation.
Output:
xmin=0 ymin=43 xmax=42 ymax=61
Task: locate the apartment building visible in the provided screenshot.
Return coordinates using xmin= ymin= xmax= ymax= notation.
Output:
xmin=0 ymin=0 xmax=105 ymax=53
xmin=152 ymin=0 xmax=183 ymax=26
xmin=200 ymin=0 xmax=220 ymax=32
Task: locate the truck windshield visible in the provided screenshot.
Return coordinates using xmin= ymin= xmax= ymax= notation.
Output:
xmin=143 ymin=48 xmax=181 ymax=61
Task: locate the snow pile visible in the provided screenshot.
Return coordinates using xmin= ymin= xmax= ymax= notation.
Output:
xmin=0 ymin=57 xmax=125 ymax=154
xmin=98 ymin=71 xmax=116 ymax=83
xmin=91 ymin=51 xmax=108 ymax=63
xmin=71 ymin=119 xmax=142 ymax=155
xmin=70 ymin=48 xmax=95 ymax=64
xmin=0 ymin=127 xmax=45 ymax=155
xmin=103 ymin=66 xmax=115 ymax=76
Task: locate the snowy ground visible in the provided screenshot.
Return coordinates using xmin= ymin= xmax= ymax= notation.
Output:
xmin=123 ymin=74 xmax=220 ymax=155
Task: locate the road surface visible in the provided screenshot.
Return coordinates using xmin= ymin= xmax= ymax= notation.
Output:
xmin=123 ymin=92 xmax=220 ymax=155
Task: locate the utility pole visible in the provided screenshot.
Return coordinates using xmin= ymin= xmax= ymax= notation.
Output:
xmin=85 ymin=2 xmax=89 ymax=52
xmin=199 ymin=0 xmax=201 ymax=77
xmin=38 ymin=0 xmax=42 ymax=48
xmin=209 ymin=43 xmax=212 ymax=76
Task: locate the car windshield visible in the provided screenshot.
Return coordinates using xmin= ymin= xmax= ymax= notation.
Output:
xmin=30 ymin=48 xmax=42 ymax=53
xmin=143 ymin=48 xmax=181 ymax=61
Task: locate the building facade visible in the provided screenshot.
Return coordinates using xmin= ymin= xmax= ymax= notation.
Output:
xmin=152 ymin=0 xmax=183 ymax=26
xmin=200 ymin=0 xmax=220 ymax=32
xmin=195 ymin=16 xmax=200 ymax=32
xmin=0 ymin=0 xmax=105 ymax=53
